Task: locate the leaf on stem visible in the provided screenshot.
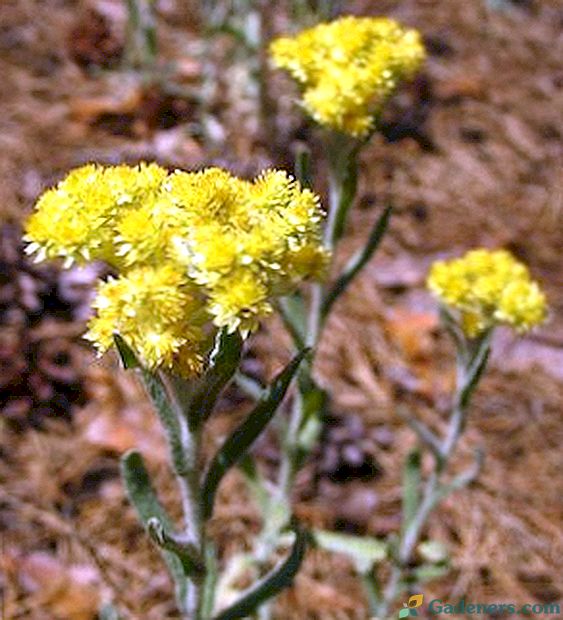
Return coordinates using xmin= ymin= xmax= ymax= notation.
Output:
xmin=188 ymin=328 xmax=244 ymax=423
xmin=312 ymin=529 xmax=386 ymax=574
xmin=294 ymin=384 xmax=327 ymax=467
xmin=237 ymin=453 xmax=271 ymax=515
xmin=331 ymin=147 xmax=359 ymax=243
xmin=113 ymin=333 xmax=140 ymax=369
xmin=277 ymin=293 xmax=307 ymax=349
xmin=202 ymin=348 xmax=310 ymax=520
xmin=147 ymin=517 xmax=205 ymax=580
xmin=120 ymin=450 xmax=188 ymax=606
xmin=212 ymin=522 xmax=309 ymax=620
xmin=323 ymin=205 xmax=392 ymax=316
xmin=397 ymin=407 xmax=442 ymax=459
xmin=234 ymin=370 xmax=266 ymax=401
xmin=458 ymin=334 xmax=491 ymax=410
xmin=294 ymin=142 xmax=313 ymax=189
xmin=402 ymin=449 xmax=421 ymax=537
xmin=113 ymin=335 xmax=187 ymax=474
xmin=439 ymin=448 xmax=484 ymax=500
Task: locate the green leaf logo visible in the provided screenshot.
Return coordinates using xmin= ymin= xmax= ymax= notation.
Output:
xmin=399 ymin=608 xmax=411 ymax=618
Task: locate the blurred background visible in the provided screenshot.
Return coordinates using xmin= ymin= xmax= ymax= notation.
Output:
xmin=0 ymin=0 xmax=561 ymax=618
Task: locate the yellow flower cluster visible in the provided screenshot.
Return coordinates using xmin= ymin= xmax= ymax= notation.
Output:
xmin=427 ymin=249 xmax=547 ymax=337
xmin=269 ymin=16 xmax=425 ymax=138
xmin=25 ymin=164 xmax=328 ymax=375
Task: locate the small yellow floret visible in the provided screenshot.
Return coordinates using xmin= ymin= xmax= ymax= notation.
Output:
xmin=427 ymin=249 xmax=547 ymax=337
xmin=24 ymin=163 xmax=168 ymax=266
xmin=208 ymin=271 xmax=272 ymax=335
xmin=270 ymin=16 xmax=425 ymax=137
xmin=86 ymin=265 xmax=206 ymax=376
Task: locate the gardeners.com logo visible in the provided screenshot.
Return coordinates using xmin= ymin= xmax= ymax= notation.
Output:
xmin=397 ymin=594 xmax=561 ymax=617
xmin=399 ymin=595 xmax=424 ymax=617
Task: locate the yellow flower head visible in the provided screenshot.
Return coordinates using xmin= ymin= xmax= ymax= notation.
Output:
xmin=26 ymin=163 xmax=328 ymax=374
xmin=167 ymin=168 xmax=328 ymax=331
xmin=427 ymin=249 xmax=548 ymax=337
xmin=270 ymin=16 xmax=425 ymax=137
xmin=86 ymin=265 xmax=207 ymax=376
xmin=25 ymin=163 xmax=168 ymax=266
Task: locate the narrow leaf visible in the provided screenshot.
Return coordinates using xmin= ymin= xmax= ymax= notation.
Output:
xmin=414 ymin=563 xmax=449 ymax=583
xmin=294 ymin=143 xmax=312 ymax=189
xmin=121 ymin=451 xmax=188 ymax=608
xmin=438 ymin=448 xmax=484 ymax=501
xmin=188 ymin=329 xmax=244 ymax=424
xmin=142 ymin=371 xmax=188 ymax=475
xmin=277 ymin=293 xmax=307 ymax=349
xmin=323 ymin=205 xmax=392 ymax=316
xmin=402 ymin=449 xmax=421 ymax=536
xmin=312 ymin=529 xmax=386 ymax=574
xmin=459 ymin=335 xmax=491 ymax=410
xmin=200 ymin=542 xmax=219 ymax=619
xmin=113 ymin=333 xmax=140 ymax=369
xmin=202 ymin=348 xmax=309 ymax=519
xmin=234 ymin=371 xmax=266 ymax=401
xmin=213 ymin=524 xmax=309 ymax=620
xmin=332 ymin=151 xmax=359 ymax=242
xmin=147 ymin=517 xmax=205 ymax=580
xmin=237 ymin=454 xmax=270 ymax=514
xmin=113 ymin=334 xmax=187 ymax=475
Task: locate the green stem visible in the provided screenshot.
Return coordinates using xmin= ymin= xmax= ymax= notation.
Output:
xmin=374 ymin=333 xmax=490 ymax=618
xmin=161 ymin=373 xmax=205 ymax=619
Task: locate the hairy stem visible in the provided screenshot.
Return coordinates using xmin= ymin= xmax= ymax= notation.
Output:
xmin=161 ymin=373 xmax=205 ymax=618
xmin=374 ymin=335 xmax=490 ymax=618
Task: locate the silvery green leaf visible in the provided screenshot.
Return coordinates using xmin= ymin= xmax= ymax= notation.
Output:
xmin=202 ymin=348 xmax=309 ymax=519
xmin=402 ymin=449 xmax=421 ymax=536
xmin=418 ymin=540 xmax=449 ymax=564
xmin=213 ymin=523 xmax=309 ymax=620
xmin=121 ymin=451 xmax=188 ymax=610
xmin=312 ymin=529 xmax=387 ymax=574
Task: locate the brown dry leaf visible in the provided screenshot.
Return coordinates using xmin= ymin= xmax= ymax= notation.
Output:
xmin=435 ymin=74 xmax=487 ymax=101
xmin=385 ymin=308 xmax=438 ymax=361
xmin=289 ymin=573 xmax=362 ymax=616
xmin=78 ymin=403 xmax=164 ymax=457
xmin=68 ymin=81 xmax=143 ymax=124
xmin=174 ymin=57 xmax=202 ymax=83
xmin=17 ymin=551 xmax=100 ymax=620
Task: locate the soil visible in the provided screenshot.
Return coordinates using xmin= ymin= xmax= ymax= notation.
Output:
xmin=0 ymin=1 xmax=561 ymax=619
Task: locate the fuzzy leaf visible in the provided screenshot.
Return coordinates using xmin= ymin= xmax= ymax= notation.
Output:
xmin=113 ymin=336 xmax=188 ymax=475
xmin=188 ymin=328 xmax=244 ymax=424
xmin=332 ymin=149 xmax=359 ymax=242
xmin=120 ymin=451 xmax=188 ymax=608
xmin=113 ymin=333 xmax=140 ymax=369
xmin=323 ymin=205 xmax=392 ymax=315
xmin=213 ymin=523 xmax=309 ymax=620
xmin=202 ymin=348 xmax=309 ymax=519
xmin=414 ymin=563 xmax=449 ymax=582
xmin=294 ymin=143 xmax=313 ymax=188
xmin=312 ymin=529 xmax=386 ymax=574
xmin=459 ymin=334 xmax=491 ymax=410
xmin=277 ymin=293 xmax=307 ymax=349
xmin=402 ymin=449 xmax=421 ymax=536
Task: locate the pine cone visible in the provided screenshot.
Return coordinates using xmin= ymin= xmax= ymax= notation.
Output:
xmin=0 ymin=224 xmax=93 ymax=430
xmin=67 ymin=8 xmax=123 ymax=70
xmin=312 ymin=413 xmax=387 ymax=485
